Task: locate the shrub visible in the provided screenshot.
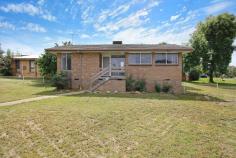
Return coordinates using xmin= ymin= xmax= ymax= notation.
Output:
xmin=51 ymin=72 xmax=68 ymax=90
xmin=155 ymin=83 xmax=161 ymax=93
xmin=126 ymin=76 xmax=146 ymax=92
xmin=126 ymin=75 xmax=135 ymax=91
xmin=189 ymin=69 xmax=200 ymax=81
xmin=134 ymin=79 xmax=146 ymax=92
xmin=162 ymin=83 xmax=172 ymax=93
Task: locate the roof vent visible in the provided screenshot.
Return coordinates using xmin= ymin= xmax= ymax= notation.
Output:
xmin=113 ymin=41 xmax=122 ymax=44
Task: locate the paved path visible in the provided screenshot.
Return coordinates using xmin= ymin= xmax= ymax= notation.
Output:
xmin=0 ymin=91 xmax=84 ymax=107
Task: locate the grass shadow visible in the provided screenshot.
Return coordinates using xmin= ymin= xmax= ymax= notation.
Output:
xmin=188 ymin=81 xmax=236 ymax=90
xmin=66 ymin=91 xmax=225 ymax=102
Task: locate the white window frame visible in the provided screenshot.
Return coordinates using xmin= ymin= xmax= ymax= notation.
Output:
xmin=128 ymin=53 xmax=152 ymax=65
xmin=61 ymin=53 xmax=71 ymax=71
xmin=155 ymin=52 xmax=178 ymax=65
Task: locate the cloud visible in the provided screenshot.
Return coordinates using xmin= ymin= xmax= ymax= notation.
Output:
xmin=0 ymin=3 xmax=56 ymax=21
xmin=112 ymin=26 xmax=195 ymax=44
xmin=21 ymin=23 xmax=46 ymax=32
xmin=170 ymin=14 xmax=181 ymax=22
xmin=204 ymin=1 xmax=232 ymax=14
xmin=0 ymin=21 xmax=15 ymax=30
xmin=37 ymin=0 xmax=46 ymax=6
xmin=95 ymin=0 xmax=160 ymax=33
xmin=98 ymin=0 xmax=136 ymax=23
xmin=80 ymin=34 xmax=90 ymax=39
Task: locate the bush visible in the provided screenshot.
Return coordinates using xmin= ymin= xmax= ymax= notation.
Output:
xmin=126 ymin=75 xmax=135 ymax=91
xmin=134 ymin=79 xmax=146 ymax=92
xmin=51 ymin=72 xmax=68 ymax=90
xmin=189 ymin=69 xmax=200 ymax=81
xmin=162 ymin=83 xmax=172 ymax=93
xmin=155 ymin=83 xmax=161 ymax=93
xmin=126 ymin=76 xmax=146 ymax=92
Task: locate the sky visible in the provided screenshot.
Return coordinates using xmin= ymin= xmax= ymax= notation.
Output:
xmin=0 ymin=0 xmax=236 ymax=65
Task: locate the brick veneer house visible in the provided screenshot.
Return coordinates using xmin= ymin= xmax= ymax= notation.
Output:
xmin=45 ymin=41 xmax=192 ymax=93
xmin=11 ymin=55 xmax=40 ymax=78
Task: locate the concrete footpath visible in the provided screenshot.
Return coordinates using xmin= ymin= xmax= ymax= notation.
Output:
xmin=0 ymin=91 xmax=84 ymax=107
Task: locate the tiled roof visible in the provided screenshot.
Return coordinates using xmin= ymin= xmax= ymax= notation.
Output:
xmin=45 ymin=44 xmax=193 ymax=52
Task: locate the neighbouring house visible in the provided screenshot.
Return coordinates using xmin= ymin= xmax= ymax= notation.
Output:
xmin=11 ymin=55 xmax=40 ymax=78
xmin=45 ymin=41 xmax=192 ymax=93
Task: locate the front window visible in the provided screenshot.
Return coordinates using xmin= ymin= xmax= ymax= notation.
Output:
xmin=155 ymin=53 xmax=178 ymax=64
xmin=29 ymin=60 xmax=35 ymax=72
xmin=61 ymin=53 xmax=71 ymax=70
xmin=111 ymin=55 xmax=125 ymax=68
xmin=128 ymin=53 xmax=152 ymax=65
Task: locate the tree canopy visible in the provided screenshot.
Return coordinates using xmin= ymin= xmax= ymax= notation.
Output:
xmin=0 ymin=49 xmax=13 ymax=76
xmin=184 ymin=13 xmax=236 ymax=82
xmin=37 ymin=52 xmax=57 ymax=78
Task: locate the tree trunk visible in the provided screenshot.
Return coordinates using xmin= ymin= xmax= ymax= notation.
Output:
xmin=209 ymin=63 xmax=214 ymax=83
xmin=209 ymin=72 xmax=214 ymax=83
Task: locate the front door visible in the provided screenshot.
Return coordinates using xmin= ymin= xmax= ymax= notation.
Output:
xmin=102 ymin=56 xmax=111 ymax=76
xmin=102 ymin=56 xmax=110 ymax=69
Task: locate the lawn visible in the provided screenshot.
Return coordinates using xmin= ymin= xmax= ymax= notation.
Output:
xmin=0 ymin=77 xmax=65 ymax=103
xmin=0 ymin=78 xmax=235 ymax=157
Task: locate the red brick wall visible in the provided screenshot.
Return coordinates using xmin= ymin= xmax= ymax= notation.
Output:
xmin=125 ymin=53 xmax=183 ymax=93
xmin=11 ymin=59 xmax=40 ymax=78
xmin=97 ymin=79 xmax=126 ymax=92
xmin=56 ymin=52 xmax=183 ymax=93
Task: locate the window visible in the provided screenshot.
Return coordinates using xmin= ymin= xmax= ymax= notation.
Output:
xmin=15 ymin=60 xmax=20 ymax=72
xmin=167 ymin=53 xmax=178 ymax=64
xmin=155 ymin=53 xmax=178 ymax=64
xmin=29 ymin=60 xmax=35 ymax=72
xmin=61 ymin=53 xmax=71 ymax=70
xmin=128 ymin=53 xmax=152 ymax=65
xmin=111 ymin=55 xmax=125 ymax=68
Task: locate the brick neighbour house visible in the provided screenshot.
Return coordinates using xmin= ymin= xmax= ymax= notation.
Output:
xmin=11 ymin=55 xmax=40 ymax=78
xmin=46 ymin=42 xmax=192 ymax=93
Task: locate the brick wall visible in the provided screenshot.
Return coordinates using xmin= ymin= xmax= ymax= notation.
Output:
xmin=125 ymin=53 xmax=183 ymax=93
xmin=57 ymin=53 xmax=100 ymax=89
xmin=56 ymin=52 xmax=183 ymax=93
xmin=11 ymin=59 xmax=40 ymax=78
xmin=97 ymin=79 xmax=126 ymax=92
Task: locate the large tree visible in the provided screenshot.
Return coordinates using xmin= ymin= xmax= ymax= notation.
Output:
xmin=37 ymin=52 xmax=57 ymax=78
xmin=0 ymin=49 xmax=13 ymax=76
xmin=203 ymin=13 xmax=236 ymax=82
xmin=185 ymin=13 xmax=236 ymax=83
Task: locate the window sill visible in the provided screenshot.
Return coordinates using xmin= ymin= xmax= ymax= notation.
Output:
xmin=155 ymin=64 xmax=179 ymax=66
xmin=128 ymin=64 xmax=152 ymax=66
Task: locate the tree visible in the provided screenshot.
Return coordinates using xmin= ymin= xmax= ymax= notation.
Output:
xmin=183 ymin=23 xmax=208 ymax=73
xmin=185 ymin=13 xmax=236 ymax=83
xmin=227 ymin=66 xmax=236 ymax=78
xmin=37 ymin=52 xmax=57 ymax=78
xmin=0 ymin=49 xmax=13 ymax=76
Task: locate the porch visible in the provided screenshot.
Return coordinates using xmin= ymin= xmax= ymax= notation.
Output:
xmin=100 ymin=53 xmax=126 ymax=79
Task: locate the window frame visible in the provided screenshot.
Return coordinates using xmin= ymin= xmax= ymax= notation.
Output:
xmin=128 ymin=53 xmax=152 ymax=65
xmin=155 ymin=52 xmax=179 ymax=65
xmin=61 ymin=53 xmax=72 ymax=71
xmin=29 ymin=60 xmax=35 ymax=72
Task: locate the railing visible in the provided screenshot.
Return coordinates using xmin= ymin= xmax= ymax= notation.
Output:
xmin=89 ymin=67 xmax=110 ymax=91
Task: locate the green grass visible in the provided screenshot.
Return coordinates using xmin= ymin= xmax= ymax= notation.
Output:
xmin=0 ymin=78 xmax=235 ymax=157
xmin=184 ymin=78 xmax=236 ymax=102
xmin=0 ymin=77 xmax=66 ymax=103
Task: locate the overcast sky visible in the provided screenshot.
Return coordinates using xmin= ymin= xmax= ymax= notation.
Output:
xmin=0 ymin=0 xmax=236 ymax=65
